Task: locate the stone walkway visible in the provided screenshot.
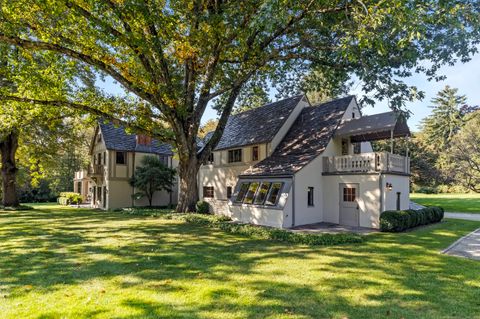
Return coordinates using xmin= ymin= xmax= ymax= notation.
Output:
xmin=443 ymin=229 xmax=480 ymax=260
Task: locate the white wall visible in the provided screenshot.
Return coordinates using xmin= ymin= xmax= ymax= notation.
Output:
xmin=322 ymin=174 xmax=381 ymax=228
xmin=382 ymin=174 xmax=410 ymax=211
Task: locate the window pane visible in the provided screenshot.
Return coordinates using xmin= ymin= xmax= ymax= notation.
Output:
xmin=265 ymin=183 xmax=283 ymax=206
xmin=254 ymin=182 xmax=271 ymax=205
xmin=252 ymin=146 xmax=259 ymax=161
xmin=116 ymin=152 xmax=126 ymax=164
xmin=307 ymin=187 xmax=314 ymax=206
xmin=235 ymin=183 xmax=250 ymax=203
xmin=203 ymin=186 xmax=214 ymax=198
xmin=244 ymin=182 xmax=260 ymax=204
xmin=227 ymin=186 xmax=232 ymax=198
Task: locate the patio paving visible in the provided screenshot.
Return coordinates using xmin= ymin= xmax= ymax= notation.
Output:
xmin=443 ymin=228 xmax=480 ymax=260
xmin=290 ymin=222 xmax=377 ymax=234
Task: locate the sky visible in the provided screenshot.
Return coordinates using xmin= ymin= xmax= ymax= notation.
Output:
xmin=100 ymin=51 xmax=480 ymax=132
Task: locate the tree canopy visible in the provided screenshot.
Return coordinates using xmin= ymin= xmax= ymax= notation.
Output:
xmin=0 ymin=0 xmax=479 ymax=210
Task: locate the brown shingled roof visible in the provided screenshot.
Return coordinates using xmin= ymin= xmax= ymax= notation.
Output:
xmin=241 ymin=96 xmax=354 ymax=176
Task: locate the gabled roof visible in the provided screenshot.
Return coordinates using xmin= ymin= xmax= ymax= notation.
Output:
xmin=214 ymin=95 xmax=304 ymax=150
xmin=242 ymin=96 xmax=354 ymax=177
xmin=97 ymin=122 xmax=172 ymax=155
xmin=335 ymin=111 xmax=410 ymax=142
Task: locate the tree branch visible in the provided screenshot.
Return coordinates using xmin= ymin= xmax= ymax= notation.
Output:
xmin=0 ymin=95 xmax=173 ymax=143
xmin=0 ymin=33 xmax=156 ymax=104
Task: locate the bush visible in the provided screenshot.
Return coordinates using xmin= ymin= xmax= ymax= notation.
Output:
xmin=195 ymin=201 xmax=210 ymax=214
xmin=380 ymin=206 xmax=444 ymax=232
xmin=57 ymin=192 xmax=83 ymax=206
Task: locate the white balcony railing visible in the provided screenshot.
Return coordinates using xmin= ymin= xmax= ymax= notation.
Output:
xmin=323 ymin=152 xmax=410 ymax=174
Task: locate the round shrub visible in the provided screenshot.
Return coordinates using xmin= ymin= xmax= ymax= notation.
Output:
xmin=195 ymin=201 xmax=210 ymax=214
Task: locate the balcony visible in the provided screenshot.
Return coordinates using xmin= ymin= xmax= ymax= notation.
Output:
xmin=323 ymin=152 xmax=410 ymax=174
xmin=87 ymin=164 xmax=104 ymax=178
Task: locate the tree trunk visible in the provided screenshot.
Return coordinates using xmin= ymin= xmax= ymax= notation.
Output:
xmin=0 ymin=131 xmax=19 ymax=207
xmin=176 ymin=155 xmax=199 ymax=212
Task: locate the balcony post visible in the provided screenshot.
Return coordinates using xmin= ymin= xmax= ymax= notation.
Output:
xmin=390 ymin=129 xmax=394 ymax=154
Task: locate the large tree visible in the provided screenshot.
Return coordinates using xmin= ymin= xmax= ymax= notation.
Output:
xmin=0 ymin=1 xmax=479 ymax=211
xmin=449 ymin=111 xmax=480 ymax=193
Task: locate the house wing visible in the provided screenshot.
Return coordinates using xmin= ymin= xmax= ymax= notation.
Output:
xmin=241 ymin=96 xmax=354 ymax=176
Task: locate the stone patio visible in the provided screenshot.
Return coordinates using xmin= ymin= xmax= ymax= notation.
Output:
xmin=289 ymin=222 xmax=377 ymax=234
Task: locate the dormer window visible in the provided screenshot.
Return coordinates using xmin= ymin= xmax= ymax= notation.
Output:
xmin=352 ymin=112 xmax=355 ymax=119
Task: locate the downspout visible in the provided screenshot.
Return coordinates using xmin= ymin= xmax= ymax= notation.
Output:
xmin=131 ymin=152 xmax=136 ymax=207
xmin=379 ymin=172 xmax=384 ymax=214
xmin=291 ymin=175 xmax=296 ymax=227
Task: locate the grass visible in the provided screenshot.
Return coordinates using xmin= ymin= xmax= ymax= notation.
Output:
xmin=411 ymin=193 xmax=480 ymax=213
xmin=1 ymin=204 xmax=480 ymax=319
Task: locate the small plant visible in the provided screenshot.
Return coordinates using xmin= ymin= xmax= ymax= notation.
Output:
xmin=195 ymin=201 xmax=210 ymax=214
xmin=57 ymin=192 xmax=83 ymax=206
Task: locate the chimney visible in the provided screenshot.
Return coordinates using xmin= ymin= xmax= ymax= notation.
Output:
xmin=136 ymin=134 xmax=152 ymax=146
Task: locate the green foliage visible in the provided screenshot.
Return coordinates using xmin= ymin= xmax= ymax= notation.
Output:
xmin=57 ymin=192 xmax=82 ymax=206
xmin=1 ymin=1 xmax=479 ymax=210
xmin=448 ymin=112 xmax=480 ymax=193
xmin=130 ymin=156 xmax=176 ymax=206
xmin=380 ymin=207 xmax=444 ymax=232
xmin=195 ymin=201 xmax=210 ymax=214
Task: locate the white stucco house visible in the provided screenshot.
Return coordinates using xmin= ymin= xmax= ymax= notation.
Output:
xmin=198 ymin=95 xmax=411 ymax=229
xmin=74 ymin=122 xmax=178 ymax=210
xmin=75 ymin=94 xmax=411 ymax=229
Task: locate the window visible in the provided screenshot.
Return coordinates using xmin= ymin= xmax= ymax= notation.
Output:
xmin=228 ymin=149 xmax=242 ymax=163
xmin=243 ymin=182 xmax=260 ymax=204
xmin=208 ymin=153 xmax=214 ymax=164
xmin=97 ymin=153 xmax=102 ymax=165
xmin=227 ymin=186 xmax=232 ymax=199
xmin=254 ymin=182 xmax=271 ymax=205
xmin=103 ymin=152 xmax=106 ymax=165
xmin=252 ymin=146 xmax=259 ymax=161
xmin=353 ymin=142 xmax=361 ymax=154
xmin=265 ymin=182 xmax=283 ymax=206
xmin=396 ymin=192 xmax=401 ymax=210
xmin=343 ymin=187 xmax=356 ymax=202
xmin=341 ymin=139 xmax=349 ymax=155
xmin=235 ymin=183 xmax=250 ymax=203
xmin=159 ymin=155 xmax=169 ymax=166
xmin=307 ymin=187 xmax=314 ymax=206
xmin=352 ymin=112 xmax=356 ymax=119
xmin=203 ymin=186 xmax=214 ymax=198
xmin=116 ymin=151 xmax=126 ymax=165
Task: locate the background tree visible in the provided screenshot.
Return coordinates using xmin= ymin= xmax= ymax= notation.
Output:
xmin=449 ymin=111 xmax=480 ymax=193
xmin=0 ymin=1 xmax=478 ymax=211
xmin=198 ymin=119 xmax=219 ymax=139
xmin=130 ymin=156 xmax=176 ymax=207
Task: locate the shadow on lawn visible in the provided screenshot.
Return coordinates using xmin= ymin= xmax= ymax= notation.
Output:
xmin=0 ymin=207 xmax=479 ymax=319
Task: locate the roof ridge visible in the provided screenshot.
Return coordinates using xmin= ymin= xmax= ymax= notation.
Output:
xmin=230 ymin=94 xmax=304 ymax=117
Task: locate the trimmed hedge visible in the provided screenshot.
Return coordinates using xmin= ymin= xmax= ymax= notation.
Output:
xmin=380 ymin=206 xmax=444 ymax=232
xmin=120 ymin=209 xmax=365 ymax=246
xmin=57 ymin=192 xmax=83 ymax=206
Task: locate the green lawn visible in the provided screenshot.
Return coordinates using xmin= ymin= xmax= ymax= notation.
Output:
xmin=1 ymin=204 xmax=480 ymax=319
xmin=411 ymin=193 xmax=480 ymax=213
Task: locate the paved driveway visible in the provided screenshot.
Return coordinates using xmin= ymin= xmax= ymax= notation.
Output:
xmin=445 ymin=212 xmax=480 ymax=221
xmin=443 ymin=229 xmax=480 ymax=260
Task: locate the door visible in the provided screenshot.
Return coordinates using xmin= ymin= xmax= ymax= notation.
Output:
xmin=339 ymin=183 xmax=359 ymax=227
